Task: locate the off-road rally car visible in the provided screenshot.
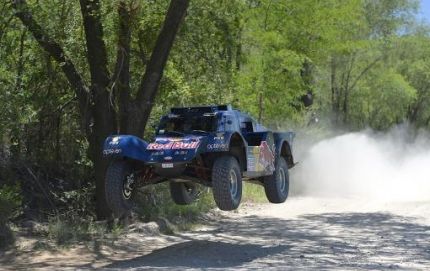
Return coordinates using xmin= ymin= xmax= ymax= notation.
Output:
xmin=103 ymin=105 xmax=296 ymax=217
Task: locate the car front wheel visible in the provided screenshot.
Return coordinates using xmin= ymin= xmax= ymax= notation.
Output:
xmin=105 ymin=160 xmax=135 ymax=217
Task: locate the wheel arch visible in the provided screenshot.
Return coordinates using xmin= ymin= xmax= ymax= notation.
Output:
xmin=228 ymin=132 xmax=247 ymax=171
xmin=279 ymin=140 xmax=294 ymax=168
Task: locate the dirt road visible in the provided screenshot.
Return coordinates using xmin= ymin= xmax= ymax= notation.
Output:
xmin=3 ymin=196 xmax=430 ymax=270
xmin=106 ymin=198 xmax=430 ymax=270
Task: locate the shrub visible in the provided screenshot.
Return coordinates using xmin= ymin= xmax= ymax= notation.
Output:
xmin=47 ymin=215 xmax=113 ymax=246
xmin=0 ymin=183 xmax=22 ymax=249
xmin=135 ymin=183 xmax=215 ymax=225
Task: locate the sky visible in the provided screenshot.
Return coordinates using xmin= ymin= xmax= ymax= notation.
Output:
xmin=418 ymin=0 xmax=430 ymax=22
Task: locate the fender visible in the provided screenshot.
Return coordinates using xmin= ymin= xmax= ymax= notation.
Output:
xmin=273 ymin=132 xmax=295 ymax=167
xmin=205 ymin=131 xmax=248 ymax=152
xmin=103 ymin=135 xmax=149 ymax=162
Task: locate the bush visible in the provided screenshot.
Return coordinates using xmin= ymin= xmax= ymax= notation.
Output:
xmin=55 ymin=185 xmax=96 ymax=218
xmin=0 ymin=183 xmax=22 ymax=223
xmin=0 ymin=223 xmax=14 ymax=249
xmin=0 ymin=183 xmax=22 ymax=249
xmin=47 ymin=215 xmax=116 ymax=246
xmin=135 ymin=183 xmax=215 ymax=226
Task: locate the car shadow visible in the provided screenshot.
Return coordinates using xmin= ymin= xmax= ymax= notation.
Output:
xmin=105 ymin=240 xmax=289 ymax=269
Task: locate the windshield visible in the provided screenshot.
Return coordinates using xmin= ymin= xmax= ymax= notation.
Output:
xmin=157 ymin=115 xmax=217 ymax=135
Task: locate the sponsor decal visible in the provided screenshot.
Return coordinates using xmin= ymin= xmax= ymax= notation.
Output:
xmin=246 ymin=140 xmax=275 ymax=172
xmin=207 ymin=143 xmax=228 ymax=150
xmin=147 ymin=138 xmax=200 ymax=150
xmin=209 ymin=134 xmax=227 ymax=150
xmin=214 ymin=134 xmax=225 ymax=141
xmin=259 ymin=141 xmax=275 ymax=171
xmin=109 ymin=136 xmax=120 ymax=145
xmin=103 ymin=148 xmax=122 ymax=155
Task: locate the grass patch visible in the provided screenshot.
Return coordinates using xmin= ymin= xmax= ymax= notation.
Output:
xmin=46 ymin=216 xmax=122 ymax=246
xmin=242 ymin=182 xmax=267 ymax=203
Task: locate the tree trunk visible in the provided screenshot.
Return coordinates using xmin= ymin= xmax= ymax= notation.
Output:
xmin=79 ymin=0 xmax=117 ymax=219
xmin=89 ymin=96 xmax=116 ymax=219
xmin=14 ymin=29 xmax=26 ymax=92
xmin=330 ymin=56 xmax=338 ymax=123
xmin=258 ymin=91 xmax=263 ymax=123
xmin=342 ymin=55 xmax=355 ymax=124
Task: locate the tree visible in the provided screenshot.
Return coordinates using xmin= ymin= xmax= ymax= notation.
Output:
xmin=320 ymin=0 xmax=418 ymax=127
xmin=12 ymin=0 xmax=190 ymax=218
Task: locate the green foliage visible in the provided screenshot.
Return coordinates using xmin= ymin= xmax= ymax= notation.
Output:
xmin=350 ymin=69 xmax=417 ymax=129
xmin=47 ymin=215 xmax=112 ymax=246
xmin=54 ymin=185 xmax=96 ymax=218
xmin=242 ymin=183 xmax=267 ymax=203
xmin=0 ymin=184 xmax=23 ymax=224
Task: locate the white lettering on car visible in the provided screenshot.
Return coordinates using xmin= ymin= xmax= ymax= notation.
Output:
xmin=207 ymin=143 xmax=228 ymax=150
xmin=147 ymin=139 xmax=200 ymax=150
xmin=103 ymin=149 xmax=122 ymax=155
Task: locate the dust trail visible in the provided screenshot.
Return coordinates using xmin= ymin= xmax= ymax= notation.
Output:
xmin=292 ymin=125 xmax=430 ymax=202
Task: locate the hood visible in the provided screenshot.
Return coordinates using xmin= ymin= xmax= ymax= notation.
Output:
xmin=145 ymin=134 xmax=208 ymax=164
xmin=147 ymin=134 xmax=204 ymax=151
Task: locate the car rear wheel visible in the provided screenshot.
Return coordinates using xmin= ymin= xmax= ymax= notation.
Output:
xmin=169 ymin=182 xmax=199 ymax=205
xmin=212 ymin=156 xmax=242 ymax=211
xmin=264 ymin=157 xmax=289 ymax=203
xmin=105 ymin=160 xmax=135 ymax=217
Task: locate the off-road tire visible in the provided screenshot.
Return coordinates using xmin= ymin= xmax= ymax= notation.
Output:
xmin=105 ymin=160 xmax=134 ymax=217
xmin=169 ymin=182 xmax=198 ymax=205
xmin=212 ymin=156 xmax=242 ymax=210
xmin=264 ymin=157 xmax=289 ymax=203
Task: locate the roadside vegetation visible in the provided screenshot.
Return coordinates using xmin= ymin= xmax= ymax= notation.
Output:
xmin=0 ymin=0 xmax=429 ymax=249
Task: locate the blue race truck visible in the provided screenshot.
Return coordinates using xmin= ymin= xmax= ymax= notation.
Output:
xmin=103 ymin=105 xmax=296 ymax=217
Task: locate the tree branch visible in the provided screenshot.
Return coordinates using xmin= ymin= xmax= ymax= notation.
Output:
xmin=133 ymin=0 xmax=189 ymax=135
xmin=112 ymin=1 xmax=132 ymax=133
xmin=12 ymin=0 xmax=90 ymax=127
xmin=0 ymin=15 xmax=14 ymax=42
xmin=350 ymin=55 xmax=382 ymax=91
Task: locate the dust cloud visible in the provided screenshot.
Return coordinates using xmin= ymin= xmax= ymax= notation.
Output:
xmin=292 ymin=125 xmax=430 ymax=202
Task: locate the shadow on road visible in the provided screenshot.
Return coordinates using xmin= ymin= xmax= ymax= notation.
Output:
xmin=105 ymin=211 xmax=430 ymax=270
xmin=106 ymin=240 xmax=289 ymax=269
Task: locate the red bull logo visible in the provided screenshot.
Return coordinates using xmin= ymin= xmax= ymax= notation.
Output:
xmin=259 ymin=141 xmax=275 ymax=171
xmin=147 ymin=138 xmax=200 ymax=150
